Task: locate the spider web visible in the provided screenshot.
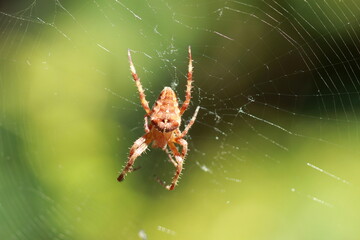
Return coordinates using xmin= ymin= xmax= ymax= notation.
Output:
xmin=0 ymin=0 xmax=359 ymax=239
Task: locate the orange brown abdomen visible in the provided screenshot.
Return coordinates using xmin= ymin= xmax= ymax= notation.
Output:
xmin=151 ymin=87 xmax=181 ymax=132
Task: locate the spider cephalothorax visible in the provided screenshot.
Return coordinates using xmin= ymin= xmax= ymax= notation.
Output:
xmin=117 ymin=46 xmax=199 ymax=190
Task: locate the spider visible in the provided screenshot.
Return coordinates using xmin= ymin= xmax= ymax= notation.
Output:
xmin=117 ymin=46 xmax=200 ymax=190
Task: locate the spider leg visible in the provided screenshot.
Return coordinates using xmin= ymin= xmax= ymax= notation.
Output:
xmin=180 ymin=46 xmax=193 ymax=115
xmin=155 ymin=146 xmax=178 ymax=189
xmin=175 ymin=138 xmax=188 ymax=160
xmin=118 ymin=133 xmax=152 ymax=182
xmin=165 ymin=148 xmax=177 ymax=166
xmin=144 ymin=115 xmax=150 ymax=133
xmin=177 ymin=106 xmax=200 ymax=139
xmin=166 ymin=141 xmax=188 ymax=190
xmin=128 ymin=50 xmax=151 ymax=115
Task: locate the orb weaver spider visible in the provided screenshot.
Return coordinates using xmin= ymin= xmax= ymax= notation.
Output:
xmin=118 ymin=46 xmax=200 ymax=190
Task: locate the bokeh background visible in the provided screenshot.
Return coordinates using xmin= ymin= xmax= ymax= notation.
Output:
xmin=0 ymin=0 xmax=359 ymax=239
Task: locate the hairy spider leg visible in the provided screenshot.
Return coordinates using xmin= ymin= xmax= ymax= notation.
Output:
xmin=165 ymin=148 xmax=178 ymax=166
xmin=175 ymin=138 xmax=188 ymax=158
xmin=144 ymin=115 xmax=150 ymax=133
xmin=177 ymin=106 xmax=200 ymax=139
xmin=128 ymin=50 xmax=151 ymax=115
xmin=180 ymin=46 xmax=193 ymax=115
xmin=166 ymin=141 xmax=187 ymax=190
xmin=156 ymin=138 xmax=189 ymax=190
xmin=117 ymin=133 xmax=152 ymax=182
xmin=155 ymin=144 xmax=180 ymax=189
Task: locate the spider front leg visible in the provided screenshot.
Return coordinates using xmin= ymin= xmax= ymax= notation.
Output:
xmin=128 ymin=50 xmax=151 ymax=115
xmin=180 ymin=46 xmax=194 ymax=115
xmin=118 ymin=133 xmax=151 ymax=182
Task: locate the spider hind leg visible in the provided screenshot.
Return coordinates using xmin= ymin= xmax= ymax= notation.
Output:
xmin=155 ymin=141 xmax=187 ymax=190
xmin=118 ymin=133 xmax=151 ymax=182
xmin=166 ymin=155 xmax=184 ymax=190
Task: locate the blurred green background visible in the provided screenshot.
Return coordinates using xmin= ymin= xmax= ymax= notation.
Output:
xmin=0 ymin=1 xmax=359 ymax=239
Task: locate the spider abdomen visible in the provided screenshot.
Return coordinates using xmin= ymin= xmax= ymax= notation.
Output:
xmin=151 ymin=87 xmax=181 ymax=132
